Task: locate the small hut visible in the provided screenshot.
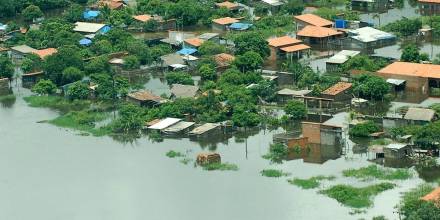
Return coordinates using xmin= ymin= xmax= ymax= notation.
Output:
xmin=197 ymin=153 xmax=221 ymax=165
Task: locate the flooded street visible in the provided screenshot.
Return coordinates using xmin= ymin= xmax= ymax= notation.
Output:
xmin=0 ymin=87 xmax=426 ymax=220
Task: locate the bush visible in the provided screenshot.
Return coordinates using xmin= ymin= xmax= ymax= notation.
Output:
xmin=342 ymin=165 xmax=412 ymax=180
xmin=202 ymin=162 xmax=238 ymax=171
xmin=123 ymin=55 xmax=140 ymax=70
xmin=284 ymin=100 xmax=307 ymax=119
xmin=166 ymin=150 xmax=185 ymax=158
xmin=260 ymin=169 xmax=290 ymax=178
xmin=32 ymin=79 xmax=57 ymax=95
xmin=165 ymin=72 xmax=194 ymax=85
xmin=288 ymin=175 xmax=335 ymax=189
xmin=263 ymin=143 xmax=289 ymax=164
xmin=66 ymin=81 xmax=89 ymax=100
xmin=349 ymin=121 xmax=380 ymax=137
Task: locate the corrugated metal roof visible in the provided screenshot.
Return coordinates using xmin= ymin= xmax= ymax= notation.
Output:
xmin=148 ymin=118 xmax=182 ymax=130
xmin=404 ymin=107 xmax=435 ymax=121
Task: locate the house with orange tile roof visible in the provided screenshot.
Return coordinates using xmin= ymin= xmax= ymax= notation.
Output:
xmin=294 ymin=14 xmax=333 ymax=31
xmin=184 ymin=38 xmax=204 ymax=48
xmin=132 ymin=14 xmax=177 ymax=31
xmin=212 ymin=17 xmax=239 ymax=31
xmin=321 ymin=82 xmax=352 ymax=101
xmin=214 ymin=53 xmax=235 ymax=72
xmin=215 ymin=1 xmax=241 ymax=11
xmin=267 ymin=36 xmax=310 ymax=61
xmin=32 ymin=48 xmax=57 ymax=59
xmin=296 ymin=25 xmax=343 ymax=48
xmin=96 ymin=0 xmax=126 ymax=10
xmin=421 ymin=187 xmax=440 ymax=205
xmin=418 ymin=0 xmax=440 ymax=15
xmin=377 ymin=62 xmax=440 ymax=103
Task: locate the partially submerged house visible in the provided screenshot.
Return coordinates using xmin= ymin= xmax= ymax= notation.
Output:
xmin=170 ymin=84 xmax=200 ymax=99
xmin=162 ymin=121 xmax=195 ymax=134
xmin=73 ymin=22 xmax=110 ymax=35
xmin=404 ymin=107 xmax=436 ymax=125
xmin=148 ymin=118 xmax=182 ymax=130
xmin=212 ymin=17 xmax=239 ymax=31
xmin=132 ymin=14 xmax=177 ymax=31
xmin=418 ymin=0 xmax=440 ymax=15
xmin=383 ymin=143 xmax=412 ymax=159
xmin=277 ymin=88 xmax=312 ymax=103
xmin=377 ymin=62 xmax=440 ymax=103
xmin=32 ymin=48 xmax=57 ymax=59
xmin=260 ymin=0 xmax=286 ymax=13
xmin=22 ymin=71 xmax=44 ymax=88
xmin=267 ymin=36 xmax=310 ymax=61
xmin=351 ymin=0 xmax=389 ymax=11
xmin=294 ymin=13 xmax=333 ymax=30
xmin=214 ymin=53 xmax=235 ymax=72
xmin=326 ymin=50 xmax=361 ymax=72
xmin=215 ymin=1 xmax=241 ymax=11
xmin=127 ymin=90 xmax=166 ymax=107
xmin=160 ymin=53 xmax=185 ymax=70
xmin=160 ymin=31 xmax=196 ymax=47
xmin=183 ymin=38 xmax=204 ymax=49
xmin=321 ymin=82 xmax=352 ymax=102
xmin=9 ymin=45 xmax=37 ymax=60
xmin=296 ymin=25 xmax=343 ymax=48
xmin=348 ymin=27 xmax=396 ymax=50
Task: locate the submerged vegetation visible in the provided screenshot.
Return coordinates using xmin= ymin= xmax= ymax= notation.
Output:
xmin=166 ymin=150 xmax=185 ymax=158
xmin=320 ymin=183 xmax=396 ymax=208
xmin=263 ymin=143 xmax=289 ymax=164
xmin=260 ymin=169 xmax=291 ymax=178
xmin=288 ymin=175 xmax=336 ymax=189
xmin=201 ymin=162 xmax=239 ymax=171
xmin=24 ymin=96 xmax=91 ymax=112
xmin=49 ymin=110 xmax=111 ymax=136
xmin=343 ymin=165 xmax=412 ymax=181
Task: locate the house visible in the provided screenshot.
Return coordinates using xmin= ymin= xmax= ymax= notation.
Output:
xmin=83 ymin=10 xmax=100 ymax=20
xmin=348 ymin=27 xmax=396 ymax=50
xmin=215 ymin=1 xmax=241 ymax=11
xmin=418 ymin=0 xmax=440 ymax=15
xmin=22 ymin=71 xmax=44 ymax=88
xmin=73 ymin=22 xmax=110 ymax=34
xmin=196 ymin=153 xmax=221 ymax=165
xmin=404 ymin=107 xmax=436 ymax=124
xmin=127 ymin=90 xmax=165 ymax=107
xmin=212 ymin=17 xmax=239 ymax=31
xmin=377 ymin=62 xmax=440 ymax=103
xmin=170 ymin=84 xmax=200 ymax=99
xmin=148 ymin=118 xmax=182 ymax=130
xmin=326 ymin=50 xmax=361 ymax=72
xmin=9 ymin=45 xmax=37 ymax=60
xmin=294 ymin=14 xmax=333 ymax=30
xmin=132 ymin=14 xmax=177 ymax=31
xmin=32 ymin=48 xmax=57 ymax=59
xmin=0 ymin=47 xmax=9 ymax=55
xmin=296 ymin=25 xmax=343 ymax=48
xmin=267 ymin=36 xmax=309 ymax=61
xmin=351 ymin=0 xmax=389 ymax=11
xmin=260 ymin=0 xmax=286 ymax=13
xmin=277 ymin=88 xmax=312 ymax=103
xmin=183 ymin=38 xmax=204 ymax=48
xmin=160 ymin=31 xmax=196 ymax=47
xmin=198 ymin=33 xmax=220 ymax=43
xmin=96 ymin=0 xmax=126 ymax=10
xmin=384 ymin=143 xmax=412 ymax=159
xmin=421 ymin=187 xmax=440 ymax=204
xmin=163 ymin=121 xmax=196 ymax=134
xmin=229 ymin=22 xmax=253 ymax=31
xmin=214 ymin=53 xmax=235 ymax=72
xmin=321 ymin=82 xmax=352 ymax=102
xmin=160 ymin=53 xmax=185 ymax=69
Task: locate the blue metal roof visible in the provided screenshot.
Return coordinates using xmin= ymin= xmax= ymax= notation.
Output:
xmin=100 ymin=25 xmax=111 ymax=34
xmin=83 ymin=10 xmax=100 ymax=20
xmin=229 ymin=22 xmax=252 ymax=30
xmin=79 ymin=38 xmax=92 ymax=46
xmin=177 ymin=48 xmax=197 ymax=55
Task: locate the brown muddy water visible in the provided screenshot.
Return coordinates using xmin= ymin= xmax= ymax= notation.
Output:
xmin=0 ymin=85 xmax=427 ymax=220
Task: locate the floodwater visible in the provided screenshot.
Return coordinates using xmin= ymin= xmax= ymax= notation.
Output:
xmin=359 ymin=0 xmax=419 ymax=26
xmin=0 ymin=86 xmax=426 ymax=220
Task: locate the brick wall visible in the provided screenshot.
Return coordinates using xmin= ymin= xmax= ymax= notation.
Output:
xmin=301 ymin=122 xmax=321 ymax=144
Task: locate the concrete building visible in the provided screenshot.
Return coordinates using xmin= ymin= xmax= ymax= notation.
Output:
xmin=294 ymin=13 xmax=333 ymax=30
xmin=9 ymin=45 xmax=37 ymax=60
xmin=348 ymin=27 xmax=396 ymax=50
xmin=384 ymin=143 xmax=412 ymax=159
xmin=296 ymin=25 xmax=343 ymax=48
xmin=418 ymin=0 xmax=440 ymax=15
xmin=404 ymin=107 xmax=436 ymax=124
xmin=326 ymin=50 xmax=361 ymax=72
xmin=267 ymin=36 xmax=309 ymax=61
xmin=377 ymin=62 xmax=440 ymax=103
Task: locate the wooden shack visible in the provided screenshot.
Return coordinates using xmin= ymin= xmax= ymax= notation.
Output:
xmin=384 ymin=143 xmax=412 ymax=159
xmin=196 ymin=153 xmax=221 ymax=165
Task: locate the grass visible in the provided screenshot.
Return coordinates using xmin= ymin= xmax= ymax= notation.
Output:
xmin=24 ymin=95 xmax=90 ymax=112
xmin=0 ymin=94 xmax=16 ymax=107
xmin=166 ymin=150 xmax=185 ymax=158
xmin=49 ymin=110 xmax=112 ymax=136
xmin=260 ymin=169 xmax=291 ymax=178
xmin=288 ymin=175 xmax=336 ymax=189
xmin=320 ymin=183 xmax=396 ymax=208
xmin=343 ymin=165 xmax=412 ymax=181
xmin=202 ymin=162 xmax=239 ymax=171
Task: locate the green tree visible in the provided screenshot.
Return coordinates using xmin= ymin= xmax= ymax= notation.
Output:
xmin=62 ymin=67 xmax=84 ymax=85
xmin=22 ymin=5 xmax=43 ymax=22
xmin=165 ymin=72 xmax=194 ymax=85
xmin=21 ymin=54 xmax=41 ymax=73
xmin=233 ymin=51 xmax=264 ymax=72
xmin=63 ymin=3 xmax=83 ymax=22
xmin=67 ymin=81 xmax=89 ymax=100
xmin=233 ymin=32 xmax=270 ymax=58
xmin=85 ymin=56 xmax=111 ymax=75
xmin=123 ymin=55 xmax=140 ymax=70
xmin=91 ymin=40 xmax=113 ymax=55
xmin=265 ymin=143 xmax=289 ymax=164
xmin=43 ymin=46 xmax=84 ymax=85
xmin=383 ymin=17 xmax=422 ymax=37
xmin=0 ymin=56 xmax=14 ymax=79
xmin=352 ymin=74 xmax=389 ymax=100
xmin=349 ymin=121 xmax=380 ymax=137
xmin=284 ymin=100 xmax=307 ymax=119
xmin=143 ymin=19 xmax=159 ymax=32
xmin=92 ymin=73 xmax=129 ymax=100
xmin=199 ymin=64 xmax=217 ymax=81
xmin=31 ymin=79 xmax=57 ymax=95
xmin=401 ymin=44 xmax=429 ymax=63
xmin=112 ymin=103 xmax=145 ymax=133
xmin=199 ymin=41 xmax=226 ymax=56
xmin=284 ymin=0 xmax=304 ymax=15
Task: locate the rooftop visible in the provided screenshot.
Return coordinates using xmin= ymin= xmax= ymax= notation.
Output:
xmin=198 ymin=33 xmax=219 ymax=40
xmin=267 ymin=36 xmax=302 ymax=47
xmin=349 ymin=27 xmax=395 ymax=43
xmin=296 ymin=25 xmax=342 ymax=38
xmin=404 ymin=107 xmax=436 ymax=121
xmin=163 ymin=121 xmax=195 ymax=133
xmin=421 ymin=187 xmax=440 ymax=202
xmin=128 ymin=90 xmax=163 ymax=102
xmin=171 ymin=84 xmax=200 ymax=98
xmin=184 ymin=38 xmax=204 ymax=47
xmin=11 ymin=45 xmax=37 ymax=54
xmin=277 ymin=88 xmax=311 ymax=96
xmin=261 ymin=0 xmax=285 ymax=6
xmin=280 ymin=44 xmax=311 ymax=53
xmin=418 ymin=0 xmax=440 ymax=3
xmin=326 ymin=50 xmax=361 ymax=64
xmin=212 ymin=17 xmax=239 ymax=25
xmin=215 ymin=1 xmax=240 ymax=9
xmin=214 ymin=53 xmax=235 ymax=67
xmin=294 ymin=14 xmax=333 ymax=27
xmin=190 ymin=123 xmax=220 ymax=135
xmin=32 ymin=48 xmax=57 ymax=59
xmin=148 ymin=118 xmax=182 ymax=130
xmin=377 ymin=62 xmax=440 ymax=79
xmin=132 ymin=14 xmax=152 ymax=22
xmin=73 ymin=22 xmax=106 ymax=33
xmin=321 ymin=82 xmax=352 ymax=96
xmin=385 ymin=143 xmax=408 ymax=150
xmin=160 ymin=53 xmax=185 ymax=66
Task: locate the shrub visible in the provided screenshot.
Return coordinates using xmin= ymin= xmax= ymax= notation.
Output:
xmin=32 ymin=79 xmax=57 ymax=95
xmin=349 ymin=121 xmax=380 ymax=137
xmin=260 ymin=169 xmax=290 ymax=178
